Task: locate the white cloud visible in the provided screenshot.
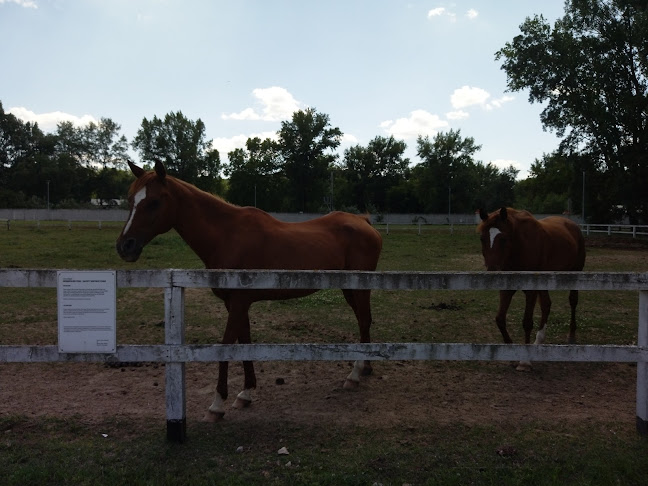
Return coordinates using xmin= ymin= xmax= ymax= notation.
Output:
xmin=8 ymin=107 xmax=98 ymax=132
xmin=0 ymin=0 xmax=37 ymax=8
xmin=451 ymin=86 xmax=491 ymax=109
xmin=486 ymin=95 xmax=515 ymax=110
xmin=427 ymin=7 xmax=446 ymax=18
xmin=222 ymin=107 xmax=260 ymax=121
xmin=380 ymin=109 xmax=449 ymax=140
xmin=222 ymin=86 xmax=301 ymax=122
xmin=450 ymin=87 xmax=514 ymax=111
xmin=429 ymin=6 xmax=476 ymax=22
xmin=211 ymin=131 xmax=279 ymax=158
xmin=446 ymin=110 xmax=469 ymax=121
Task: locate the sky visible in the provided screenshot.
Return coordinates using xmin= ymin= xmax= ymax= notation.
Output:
xmin=1 ymin=0 xmax=568 ymax=180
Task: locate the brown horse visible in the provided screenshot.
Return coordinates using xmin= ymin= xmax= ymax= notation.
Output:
xmin=116 ymin=161 xmax=383 ymax=420
xmin=477 ymin=207 xmax=585 ymax=370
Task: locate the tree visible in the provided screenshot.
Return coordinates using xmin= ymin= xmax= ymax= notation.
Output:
xmin=474 ymin=162 xmax=518 ymax=212
xmin=85 ymin=118 xmax=129 ymax=169
xmin=277 ymin=108 xmax=342 ymax=212
xmin=132 ymin=111 xmax=222 ymax=192
xmin=513 ymin=152 xmax=577 ymax=213
xmin=225 ymin=137 xmax=286 ymax=210
xmin=341 ymin=136 xmax=410 ymax=212
xmin=496 ymin=0 xmax=648 ymax=222
xmin=414 ymin=130 xmax=482 ymax=214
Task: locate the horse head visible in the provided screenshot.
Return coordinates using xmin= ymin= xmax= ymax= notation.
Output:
xmin=116 ymin=160 xmax=176 ymax=262
xmin=477 ymin=207 xmax=514 ymax=271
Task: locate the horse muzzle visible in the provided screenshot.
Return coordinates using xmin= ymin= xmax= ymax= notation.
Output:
xmin=116 ymin=237 xmax=143 ymax=262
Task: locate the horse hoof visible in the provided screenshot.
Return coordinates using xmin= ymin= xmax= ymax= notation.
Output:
xmin=343 ymin=378 xmax=359 ymax=390
xmin=516 ymin=362 xmax=533 ymax=372
xmin=232 ymin=397 xmax=252 ymax=409
xmin=361 ymin=366 xmax=373 ymax=377
xmin=203 ymin=410 xmax=225 ymax=422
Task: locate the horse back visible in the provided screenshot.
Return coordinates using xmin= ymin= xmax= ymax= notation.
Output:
xmin=206 ymin=208 xmax=382 ymax=272
xmin=533 ymin=216 xmax=585 ymax=271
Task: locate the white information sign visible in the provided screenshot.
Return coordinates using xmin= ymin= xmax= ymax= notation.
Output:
xmin=57 ymin=271 xmax=116 ymax=353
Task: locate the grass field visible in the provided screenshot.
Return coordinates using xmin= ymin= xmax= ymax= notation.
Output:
xmin=2 ymin=222 xmax=648 ymax=485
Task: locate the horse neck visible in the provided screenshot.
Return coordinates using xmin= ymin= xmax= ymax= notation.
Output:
xmin=169 ymin=179 xmax=235 ymax=264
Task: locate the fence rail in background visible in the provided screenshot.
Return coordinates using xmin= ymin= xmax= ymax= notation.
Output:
xmin=581 ymin=224 xmax=648 ymax=238
xmin=1 ymin=268 xmax=648 ymax=442
xmin=4 ymin=215 xmax=648 ymax=239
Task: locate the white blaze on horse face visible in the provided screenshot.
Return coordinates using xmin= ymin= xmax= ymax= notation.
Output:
xmin=123 ymin=187 xmax=147 ymax=236
xmin=488 ymin=227 xmax=501 ymax=249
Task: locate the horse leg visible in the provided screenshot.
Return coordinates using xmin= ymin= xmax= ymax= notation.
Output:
xmin=232 ymin=311 xmax=256 ymax=410
xmin=495 ymin=290 xmax=516 ymax=344
xmin=205 ymin=299 xmax=253 ymax=421
xmin=535 ymin=291 xmax=551 ymax=345
xmin=568 ymin=290 xmax=578 ymax=344
xmin=517 ymin=290 xmax=538 ymax=371
xmin=342 ymin=289 xmax=373 ymax=389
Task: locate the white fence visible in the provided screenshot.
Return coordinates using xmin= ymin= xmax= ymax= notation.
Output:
xmin=1 ymin=269 xmax=648 ymax=443
xmin=581 ymin=224 xmax=648 ymax=238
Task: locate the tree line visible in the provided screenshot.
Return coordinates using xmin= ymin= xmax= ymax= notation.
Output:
xmin=2 ymin=0 xmax=647 ymax=223
xmin=0 ymin=102 xmax=517 ymax=215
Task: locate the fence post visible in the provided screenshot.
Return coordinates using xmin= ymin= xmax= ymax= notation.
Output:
xmin=636 ymin=290 xmax=648 ymax=435
xmin=165 ymin=285 xmax=186 ymax=443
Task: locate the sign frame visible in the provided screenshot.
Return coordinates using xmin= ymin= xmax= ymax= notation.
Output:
xmin=57 ymin=270 xmax=117 ymax=353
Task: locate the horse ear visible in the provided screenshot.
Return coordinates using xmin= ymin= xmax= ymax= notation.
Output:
xmin=479 ymin=208 xmax=488 ymax=221
xmin=499 ymin=207 xmax=508 ymax=221
xmin=128 ymin=161 xmax=146 ymax=179
xmin=154 ymin=160 xmax=167 ymax=180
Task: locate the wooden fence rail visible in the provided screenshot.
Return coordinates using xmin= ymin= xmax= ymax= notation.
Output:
xmin=1 ymin=269 xmax=648 ymax=443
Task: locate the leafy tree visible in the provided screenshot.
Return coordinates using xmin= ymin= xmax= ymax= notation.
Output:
xmin=132 ymin=111 xmax=222 ymax=192
xmin=93 ymin=167 xmax=133 ymax=206
xmin=85 ymin=118 xmax=129 ymax=169
xmin=0 ymin=102 xmax=37 ymax=176
xmin=514 ymin=152 xmax=577 ymax=213
xmin=496 ymin=0 xmax=648 ymax=222
xmin=277 ymin=108 xmax=342 ymax=212
xmin=414 ymin=130 xmax=482 ymax=214
xmin=225 ymin=137 xmax=287 ymax=209
xmin=474 ymin=162 xmax=519 ymax=212
xmin=55 ymin=118 xmax=128 ymax=169
xmin=341 ymin=136 xmax=410 ymax=213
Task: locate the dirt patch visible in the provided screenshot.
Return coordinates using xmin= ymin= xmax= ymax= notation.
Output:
xmin=585 ymin=235 xmax=648 ymax=250
xmin=1 ymin=235 xmax=643 ymax=431
xmin=0 ymin=359 xmax=637 ymax=430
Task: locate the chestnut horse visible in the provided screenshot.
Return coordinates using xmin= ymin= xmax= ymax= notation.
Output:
xmin=116 ymin=161 xmax=383 ymax=420
xmin=477 ymin=207 xmax=585 ymax=370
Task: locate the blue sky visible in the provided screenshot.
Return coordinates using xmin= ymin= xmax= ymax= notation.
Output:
xmin=1 ymin=0 xmax=567 ymax=179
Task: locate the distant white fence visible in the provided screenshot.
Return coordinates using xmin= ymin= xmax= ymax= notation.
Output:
xmin=5 ymin=210 xmax=648 ymax=238
xmin=582 ymin=224 xmax=648 ymax=238
xmin=1 ymin=269 xmax=648 ymax=442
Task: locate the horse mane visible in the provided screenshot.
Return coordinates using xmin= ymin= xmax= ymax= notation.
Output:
xmin=130 ymin=168 xmax=238 ymax=209
xmin=476 ymin=207 xmax=535 ymax=233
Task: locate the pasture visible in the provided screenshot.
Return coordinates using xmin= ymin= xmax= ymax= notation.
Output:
xmin=1 ymin=221 xmax=648 ymax=485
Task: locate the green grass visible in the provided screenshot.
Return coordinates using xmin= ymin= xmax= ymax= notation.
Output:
xmin=2 ymin=223 xmax=648 ymax=485
xmin=2 ymin=415 xmax=648 ymax=486
xmin=2 ymin=414 xmax=648 ymax=486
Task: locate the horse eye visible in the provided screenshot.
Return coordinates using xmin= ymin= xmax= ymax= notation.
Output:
xmin=148 ymin=199 xmax=161 ymax=210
